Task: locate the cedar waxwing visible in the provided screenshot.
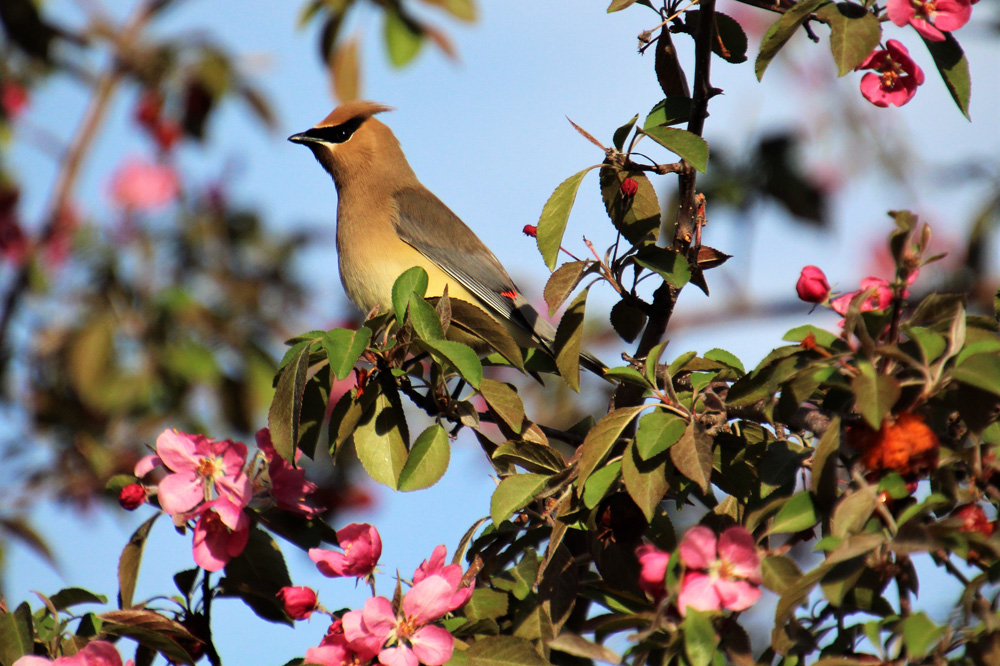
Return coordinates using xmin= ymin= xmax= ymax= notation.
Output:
xmin=288 ymin=101 xmax=605 ymax=375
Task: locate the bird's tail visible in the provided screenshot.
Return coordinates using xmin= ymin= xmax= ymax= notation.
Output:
xmin=513 ymin=302 xmax=608 ymax=379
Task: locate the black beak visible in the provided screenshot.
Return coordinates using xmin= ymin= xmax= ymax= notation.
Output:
xmin=288 ymin=131 xmax=311 ymax=144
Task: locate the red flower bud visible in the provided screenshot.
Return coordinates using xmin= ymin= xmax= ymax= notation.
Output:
xmin=154 ymin=120 xmax=183 ymax=152
xmin=277 ymin=586 xmax=318 ymax=620
xmin=620 ymin=177 xmax=639 ymax=197
xmin=953 ymin=504 xmax=995 ymax=537
xmin=796 ymin=265 xmax=830 ymax=303
xmin=119 ymin=483 xmax=147 ymax=510
xmin=1 ymin=81 xmax=29 ymax=119
xmin=522 ymin=224 xmax=538 ymax=238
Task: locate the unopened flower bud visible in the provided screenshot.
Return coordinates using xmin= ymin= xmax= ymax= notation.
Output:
xmin=796 ymin=265 xmax=830 ymax=303
xmin=119 ymin=483 xmax=147 ymax=510
xmin=277 ymin=586 xmax=318 ymax=620
xmin=522 ymin=224 xmax=538 ymax=238
xmin=620 ymin=177 xmax=639 ymax=198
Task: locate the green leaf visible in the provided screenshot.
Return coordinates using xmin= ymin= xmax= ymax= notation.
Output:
xmin=768 ymin=491 xmax=818 ymax=535
xmin=118 ymin=513 xmax=160 ymax=609
xmin=392 ymin=266 xmax=429 ymax=324
xmin=670 ymin=420 xmax=713 ymax=494
xmin=783 ymin=324 xmax=838 ymax=348
xmin=830 ymin=485 xmax=877 ymax=538
xmin=921 ymin=32 xmax=971 ymax=119
xmin=633 ymin=246 xmax=691 ymax=288
xmin=268 ymin=341 xmax=313 ymax=464
xmin=609 ymin=299 xmax=648 ymax=343
xmin=220 ymin=527 xmax=293 ymax=625
xmin=577 ymin=405 xmax=647 ymax=489
xmin=902 ymin=612 xmax=945 ymax=658
xmin=491 ymin=473 xmax=550 ymax=525
xmin=547 ymin=632 xmax=621 ymax=664
xmin=479 ymin=378 xmax=525 ymax=434
xmin=464 ymin=588 xmax=509 ymax=621
xmin=398 ymin=424 xmax=450 ymax=491
xmin=462 ymin=635 xmax=554 ymax=665
xmin=554 ymin=288 xmax=589 ymax=391
xmin=599 ymin=167 xmax=660 ymax=244
xmin=685 ymin=10 xmax=749 ymax=64
xmin=444 ymin=298 xmax=525 ymax=372
xmin=420 ymin=339 xmax=483 ymax=388
xmin=583 ymin=460 xmax=622 ymax=509
xmin=603 ymin=366 xmax=652 ymax=388
xmin=760 ymin=554 xmax=803 ymax=595
xmin=607 ymin=0 xmax=639 ymax=12
xmin=683 ymin=609 xmax=719 ymax=666
xmin=537 ymin=167 xmax=598 ymax=270
xmin=354 ymin=386 xmax=409 ymax=489
xmin=756 ymin=0 xmax=831 ymax=80
xmin=493 ymin=441 xmax=566 ymax=475
xmin=852 ymin=359 xmax=901 ymax=428
xmin=623 ymin=440 xmax=670 ymax=521
xmin=408 ymin=293 xmax=446 ymax=341
xmin=612 ymin=113 xmax=639 ymax=150
xmin=384 ymin=8 xmax=423 ymax=67
xmin=640 ymin=126 xmax=709 ymax=173
xmin=323 ymin=327 xmax=372 ymax=380
xmin=952 ymin=353 xmax=1000 ymax=398
xmin=544 ymin=260 xmax=588 ymax=317
xmin=703 ymin=348 xmax=745 ymax=375
xmin=0 ymin=603 xmax=33 ymax=665
xmin=635 ymin=410 xmax=686 ymax=459
xmin=816 ymin=2 xmax=881 ymax=76
xmin=50 ymin=588 xmax=107 ymax=610
xmin=644 ymin=97 xmax=692 ymax=128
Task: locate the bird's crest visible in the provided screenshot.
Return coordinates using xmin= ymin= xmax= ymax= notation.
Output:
xmin=316 ymin=101 xmax=394 ymax=128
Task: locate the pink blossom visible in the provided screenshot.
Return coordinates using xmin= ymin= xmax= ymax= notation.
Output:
xmin=677 ymin=526 xmax=762 ymax=615
xmin=343 ymin=575 xmax=457 ymax=666
xmin=154 ymin=429 xmax=251 ymax=516
xmin=830 ymin=276 xmax=893 ymax=316
xmin=636 ymin=544 xmax=671 ymax=601
xmin=118 ymin=483 xmax=146 ymax=510
xmin=134 ymin=453 xmax=162 ymax=477
xmin=413 ymin=545 xmax=474 ymax=612
xmin=13 ymin=640 xmax=135 ymax=666
xmin=109 ymin=158 xmax=179 ymax=210
xmin=887 ymin=0 xmax=972 ymax=41
xmin=795 ymin=265 xmax=830 ymax=303
xmin=190 ymin=498 xmax=250 ymax=571
xmin=310 ymin=523 xmax=382 ymax=579
xmin=306 ymin=618 xmax=376 ymax=665
xmin=277 ymin=586 xmax=318 ymax=620
xmin=856 ymin=40 xmax=925 ymax=108
xmin=256 ymin=428 xmax=324 ymax=518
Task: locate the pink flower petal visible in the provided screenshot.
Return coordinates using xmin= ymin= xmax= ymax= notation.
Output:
xmin=304 ymin=645 xmax=351 ymax=666
xmin=717 ymin=527 xmax=762 ymax=583
xmin=12 ymin=657 xmax=54 ymax=666
xmin=678 ymin=571 xmax=722 ymax=616
xmin=714 ymin=578 xmax=762 ymax=612
xmin=109 ymin=158 xmax=179 ymax=210
xmin=342 ymin=609 xmax=384 ymax=660
xmin=679 ymin=525 xmax=717 ymax=570
xmin=134 ymin=454 xmax=161 ymax=477
xmin=157 ymin=472 xmax=204 ymax=516
xmin=934 ymin=0 xmax=972 ymax=30
xmin=378 ymin=646 xmax=419 ymax=666
xmin=403 ymin=575 xmax=455 ymax=625
xmin=310 ymin=548 xmax=349 ymax=577
xmin=636 ymin=544 xmax=671 ymax=599
xmin=360 ymin=596 xmax=397 ymax=642
xmin=155 ymin=429 xmax=202 ymax=472
xmin=886 ymin=0 xmax=915 ymax=26
xmin=409 ymin=625 xmax=455 ymax=666
xmin=414 ymin=544 xmax=448 ymax=583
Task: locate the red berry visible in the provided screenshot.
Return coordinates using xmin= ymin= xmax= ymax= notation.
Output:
xmin=522 ymin=224 xmax=538 ymax=238
xmin=620 ymin=177 xmax=639 ymax=197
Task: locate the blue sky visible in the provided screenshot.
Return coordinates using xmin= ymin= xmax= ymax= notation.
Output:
xmin=6 ymin=0 xmax=1000 ymax=663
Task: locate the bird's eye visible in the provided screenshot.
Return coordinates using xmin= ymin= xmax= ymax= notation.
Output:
xmin=303 ymin=117 xmax=364 ymax=145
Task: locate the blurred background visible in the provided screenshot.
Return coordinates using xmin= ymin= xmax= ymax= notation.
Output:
xmin=2 ymin=0 xmax=998 ymax=663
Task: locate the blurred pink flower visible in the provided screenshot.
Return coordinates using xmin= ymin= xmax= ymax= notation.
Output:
xmin=154 ymin=429 xmax=251 ymax=516
xmin=830 ymin=276 xmax=893 ymax=316
xmin=310 ymin=523 xmax=382 ymax=579
xmin=343 ymin=575 xmax=457 ymax=666
xmin=190 ymin=498 xmax=249 ymax=571
xmin=887 ymin=0 xmax=972 ymax=41
xmin=795 ymin=265 xmax=831 ymax=303
xmin=277 ymin=586 xmax=318 ymax=620
xmin=636 ymin=544 xmax=671 ymax=601
xmin=856 ymin=40 xmax=925 ymax=108
xmin=413 ymin=545 xmax=474 ymax=612
xmin=109 ymin=158 xmax=179 ymax=210
xmin=256 ymin=428 xmax=324 ymax=518
xmin=13 ymin=640 xmax=135 ymax=666
xmin=677 ymin=526 xmax=762 ymax=615
xmin=2 ymin=81 xmax=29 ymax=119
